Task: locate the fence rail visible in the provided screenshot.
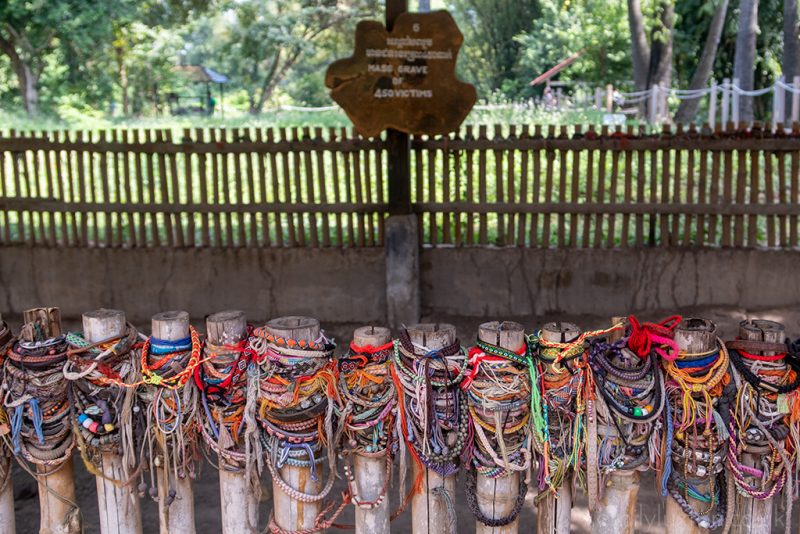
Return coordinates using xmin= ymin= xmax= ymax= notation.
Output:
xmin=1 ymin=123 xmax=799 ymax=249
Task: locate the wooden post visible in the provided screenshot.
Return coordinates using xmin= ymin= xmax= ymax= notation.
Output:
xmin=722 ymin=78 xmax=731 ymax=126
xmin=730 ymin=319 xmax=783 ymax=534
xmin=475 ymin=321 xmax=525 ymax=534
xmin=792 ymin=76 xmax=800 ymax=124
xmin=732 ymin=78 xmax=740 ymax=126
xmin=591 ymin=317 xmax=638 ymax=534
xmin=22 ymin=307 xmax=81 ymax=534
xmin=605 ymin=84 xmax=613 ymax=113
xmin=773 ymin=77 xmax=786 ymax=132
xmin=595 ymin=88 xmax=602 ymax=110
xmin=265 ymin=316 xmax=322 ymax=532
xmin=151 ymin=311 xmax=195 ymax=534
xmin=648 ymin=86 xmax=658 ymax=125
xmin=0 ymin=311 xmax=14 ymax=534
xmin=352 ymin=325 xmax=392 ymax=534
xmin=664 ymin=318 xmax=717 ymax=534
xmin=82 ymin=309 xmax=143 ymax=534
xmin=408 ymin=323 xmax=458 ymax=534
xmin=206 ymin=311 xmax=258 ymax=534
xmin=537 ymin=322 xmax=580 ymax=534
xmin=708 ymin=80 xmax=718 ymax=127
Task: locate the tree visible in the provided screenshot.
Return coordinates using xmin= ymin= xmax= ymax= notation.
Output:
xmin=627 ymin=0 xmax=651 ymax=91
xmin=675 ymin=0 xmax=729 ymax=123
xmin=734 ymin=0 xmax=759 ymax=122
xmin=449 ymin=0 xmax=541 ymax=98
xmin=646 ymin=0 xmax=674 ymax=91
xmin=0 ymin=0 xmax=119 ymax=116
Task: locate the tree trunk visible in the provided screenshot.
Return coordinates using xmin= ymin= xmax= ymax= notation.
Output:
xmin=675 ymin=0 xmax=729 ymax=123
xmin=647 ymin=0 xmax=674 ymax=90
xmin=734 ymin=0 xmax=759 ymax=122
xmin=0 ymin=34 xmax=39 ymax=116
xmin=626 ymin=0 xmax=651 ymax=92
xmin=115 ymin=44 xmax=130 ymax=116
xmin=784 ymin=0 xmax=800 ymax=116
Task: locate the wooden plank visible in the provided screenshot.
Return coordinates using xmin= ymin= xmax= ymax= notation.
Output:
xmin=245 ymin=128 xmax=258 ymax=247
xmin=267 ymin=128 xmax=285 ymax=247
xmin=218 ymin=128 xmax=234 ymax=246
xmin=304 ymin=127 xmax=320 ymax=247
xmin=683 ymin=128 xmax=696 ymax=246
xmin=291 ymin=127 xmax=307 ymax=246
xmin=583 ymin=125 xmax=596 ymax=248
xmin=231 ymin=128 xmax=246 ymax=246
xmin=670 ymin=125 xmax=682 ymax=246
xmin=454 ymin=138 xmax=462 ymax=246
xmin=506 ymin=125 xmax=516 ymax=244
xmin=0 ymin=144 xmax=9 ymax=244
xmin=569 ymin=126 xmax=581 ymax=247
xmin=648 ymin=143 xmax=658 ymax=245
xmin=621 ymin=125 xmax=633 ymax=247
xmin=341 ymin=127 xmax=355 ymax=246
xmin=518 ymin=125 xmax=530 ymax=246
xmin=542 ymin=125 xmax=555 ymax=247
xmin=181 ymin=129 xmax=196 ymax=247
xmin=119 ymin=130 xmax=135 ymax=246
xmin=777 ymin=150 xmax=788 ymax=246
xmin=360 ymin=130 xmax=375 ymax=246
xmin=635 ymin=125 xmax=646 ymax=246
xmin=747 ymin=147 xmax=759 ymax=246
xmin=428 ymin=134 xmax=438 ymax=245
xmin=98 ymin=131 xmax=112 ymax=246
xmin=156 ymin=130 xmax=175 ymax=246
xmin=557 ymin=125 xmax=567 ymax=247
xmin=75 ymin=131 xmax=89 ymax=245
xmin=131 ymin=130 xmax=147 ymax=246
xmin=443 ymin=131 xmax=452 ymax=244
xmin=594 ymin=126 xmax=608 ymax=248
xmin=375 ymin=132 xmax=386 ymax=246
xmin=465 ymin=125 xmax=475 ymax=245
xmin=764 ymin=151 xmax=776 ymax=247
xmin=256 ymin=129 xmax=272 ymax=247
xmin=478 ymin=125 xmax=488 ymax=244
xmin=208 ymin=128 xmax=223 ymax=247
xmin=606 ymin=127 xmax=620 ymax=248
xmin=353 ymin=133 xmax=366 ymax=247
xmin=791 ymin=130 xmax=799 ymax=246
xmin=59 ymin=130 xmax=76 ymax=246
xmin=41 ymin=131 xmax=57 ymax=245
xmin=110 ymin=130 xmax=123 ymax=246
xmin=734 ymin=144 xmax=747 ymax=246
xmin=194 ymin=129 xmax=210 ymax=247
xmin=659 ymin=126 xmax=670 ymax=247
xmin=721 ymin=124 xmax=734 ymax=246
xmin=494 ymin=124 xmax=505 ymax=245
xmin=530 ymin=125 xmax=542 ymax=247
xmin=21 ymin=131 xmax=38 ymax=244
xmin=329 ymin=128 xmax=343 ymax=247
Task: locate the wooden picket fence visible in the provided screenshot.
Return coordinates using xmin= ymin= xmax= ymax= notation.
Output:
xmin=0 ymin=122 xmax=798 ymax=249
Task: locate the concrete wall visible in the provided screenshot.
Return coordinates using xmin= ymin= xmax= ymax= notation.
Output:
xmin=1 ymin=245 xmax=798 ymax=326
xmin=0 ymin=246 xmax=386 ymax=326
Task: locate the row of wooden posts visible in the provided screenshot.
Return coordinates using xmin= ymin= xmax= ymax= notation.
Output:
xmin=0 ymin=307 xmax=790 ymax=534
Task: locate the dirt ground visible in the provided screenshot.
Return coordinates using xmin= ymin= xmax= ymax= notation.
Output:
xmin=8 ymin=305 xmax=800 ymax=533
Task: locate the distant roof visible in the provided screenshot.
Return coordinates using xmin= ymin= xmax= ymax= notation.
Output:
xmin=172 ymin=65 xmax=229 ymax=83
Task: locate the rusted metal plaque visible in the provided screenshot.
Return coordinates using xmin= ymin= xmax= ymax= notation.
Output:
xmin=325 ymin=10 xmax=476 ymax=137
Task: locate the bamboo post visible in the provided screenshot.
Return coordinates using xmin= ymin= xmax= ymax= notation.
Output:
xmin=352 ymin=325 xmax=392 ymax=534
xmin=664 ymin=318 xmax=717 ymax=534
xmin=591 ymin=317 xmax=638 ymax=534
xmin=773 ymin=77 xmax=786 ymax=132
xmin=82 ymin=309 xmax=143 ymax=534
xmin=206 ymin=311 xmax=258 ymax=534
xmin=648 ymin=87 xmax=658 ymax=125
xmin=722 ymin=78 xmax=731 ymax=126
xmin=537 ymin=322 xmax=580 ymax=534
xmin=408 ymin=323 xmax=458 ymax=534
xmin=265 ymin=316 xmax=322 ymax=532
xmin=792 ymin=76 xmax=800 ymax=124
xmin=0 ymin=311 xmax=14 ymax=534
xmin=151 ymin=311 xmax=196 ymax=534
xmin=731 ymin=319 xmax=783 ymax=534
xmin=475 ymin=321 xmax=525 ymax=534
xmin=708 ymin=80 xmax=718 ymax=127
xmin=22 ymin=307 xmax=81 ymax=534
xmin=732 ymin=78 xmax=741 ymax=126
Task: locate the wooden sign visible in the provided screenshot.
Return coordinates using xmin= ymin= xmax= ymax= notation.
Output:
xmin=325 ymin=10 xmax=476 ymax=137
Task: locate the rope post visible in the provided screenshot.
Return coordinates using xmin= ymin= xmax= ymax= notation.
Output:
xmin=82 ymin=309 xmax=143 ymax=534
xmin=732 ymin=78 xmax=740 ymax=127
xmin=537 ymin=322 xmax=580 ymax=534
xmin=605 ymin=84 xmax=613 ymax=113
xmin=792 ymin=76 xmax=800 ymax=125
xmin=206 ymin=310 xmax=259 ymax=534
xmin=648 ymin=87 xmax=658 ymax=125
xmin=773 ymin=77 xmax=786 ymax=132
xmin=721 ymin=78 xmax=730 ymax=126
xmin=474 ymin=321 xmax=525 ymax=534
xmin=591 ymin=317 xmax=638 ymax=534
xmin=730 ymin=319 xmax=783 ymax=534
xmin=151 ymin=311 xmax=196 ymax=534
xmin=265 ymin=316 xmax=323 ymax=532
xmin=594 ymin=88 xmax=602 ymax=110
xmin=708 ymin=80 xmax=718 ymax=127
xmin=22 ymin=307 xmax=81 ymax=534
xmin=0 ymin=311 xmax=14 ymax=534
xmin=664 ymin=318 xmax=717 ymax=534
xmin=351 ymin=325 xmax=392 ymax=534
xmin=408 ymin=323 xmax=458 ymax=534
